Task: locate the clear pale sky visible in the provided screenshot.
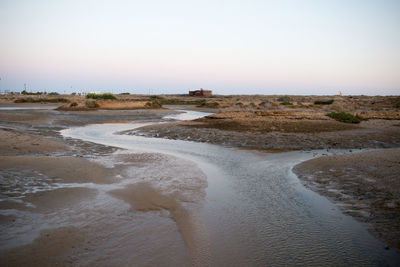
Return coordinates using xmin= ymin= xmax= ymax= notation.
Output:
xmin=0 ymin=0 xmax=399 ymax=95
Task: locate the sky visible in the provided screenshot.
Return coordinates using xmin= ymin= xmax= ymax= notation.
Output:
xmin=0 ymin=0 xmax=399 ymax=95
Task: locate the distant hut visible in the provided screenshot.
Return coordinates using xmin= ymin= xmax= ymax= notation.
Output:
xmin=188 ymin=88 xmax=212 ymax=97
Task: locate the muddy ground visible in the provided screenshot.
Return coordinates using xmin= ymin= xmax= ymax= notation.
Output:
xmin=133 ymin=110 xmax=400 ymax=151
xmin=1 ymin=100 xmax=400 ymax=262
xmin=130 ymin=107 xmax=400 ymax=252
xmin=293 ymin=149 xmax=400 ymax=251
xmin=0 ymin=108 xmax=178 ymax=267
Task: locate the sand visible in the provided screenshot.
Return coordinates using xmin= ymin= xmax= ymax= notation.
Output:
xmin=132 ymin=118 xmax=400 ymax=151
xmin=0 ymin=107 xmax=205 ymax=266
xmin=1 ymin=102 xmax=400 ymax=264
xmin=0 ymin=129 xmax=68 ymax=155
xmin=293 ymin=148 xmax=400 ymax=251
xmin=0 ymin=226 xmax=87 ymax=267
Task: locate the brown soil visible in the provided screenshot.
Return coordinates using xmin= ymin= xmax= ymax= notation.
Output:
xmin=1 ymin=96 xmax=400 ymax=263
xmin=0 ymin=156 xmax=118 ymax=184
xmin=293 ymin=148 xmax=400 ymax=251
xmin=194 ymin=110 xmax=359 ymax=133
xmin=134 ymin=117 xmax=400 ymax=151
xmin=0 ymin=226 xmax=87 ymax=267
xmin=0 ymin=112 xmax=51 ymax=125
xmin=0 ymin=129 xmax=68 ymax=155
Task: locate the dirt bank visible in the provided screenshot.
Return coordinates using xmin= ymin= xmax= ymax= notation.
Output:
xmin=133 ymin=116 xmax=400 ymax=151
xmin=293 ymin=148 xmax=400 ymax=252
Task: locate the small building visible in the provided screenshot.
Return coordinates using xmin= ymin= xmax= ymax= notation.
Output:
xmin=189 ymin=89 xmax=212 ymax=97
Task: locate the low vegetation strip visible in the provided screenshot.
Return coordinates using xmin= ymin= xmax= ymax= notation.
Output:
xmin=314 ymin=99 xmax=334 ymax=105
xmin=326 ymin=112 xmax=363 ymax=123
xmin=148 ymin=95 xmax=207 ymax=106
xmin=14 ymin=97 xmax=68 ymax=103
xmin=86 ymin=93 xmax=117 ymax=100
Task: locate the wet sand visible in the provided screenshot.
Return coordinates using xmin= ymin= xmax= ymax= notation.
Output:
xmin=109 ymin=182 xmax=210 ymax=266
xmin=131 ymin=109 xmax=400 ymax=253
xmin=0 ymin=108 xmax=194 ymax=266
xmin=1 ymin=105 xmax=400 ymax=265
xmin=293 ymin=148 xmax=400 ymax=252
xmin=0 ymin=226 xmax=87 ymax=267
xmin=133 ymin=117 xmax=400 ymax=151
xmin=0 ymin=129 xmax=68 ymax=155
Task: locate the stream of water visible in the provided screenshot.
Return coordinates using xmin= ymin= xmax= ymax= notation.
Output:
xmin=59 ymin=110 xmax=400 ymax=266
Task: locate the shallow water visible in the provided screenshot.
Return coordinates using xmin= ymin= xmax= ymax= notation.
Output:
xmin=60 ymin=110 xmax=400 ymax=266
xmin=0 ymin=106 xmax=59 ymax=110
xmin=1 ymin=109 xmax=399 ymax=266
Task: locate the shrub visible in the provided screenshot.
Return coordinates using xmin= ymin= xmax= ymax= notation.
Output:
xmin=150 ymin=96 xmax=205 ymax=106
xmin=20 ymin=90 xmax=44 ymax=95
xmin=48 ymin=92 xmax=59 ymax=96
xmin=198 ymin=101 xmax=219 ymax=108
xmin=14 ymin=98 xmax=31 ymax=103
xmin=86 ymin=93 xmax=117 ymax=100
xmin=145 ymin=100 xmax=162 ymax=108
xmin=280 ymin=102 xmax=292 ymax=106
xmin=14 ymin=97 xmax=67 ymax=103
xmin=85 ymin=100 xmax=99 ymax=108
xmin=277 ymin=96 xmax=291 ymax=102
xmin=149 ymin=95 xmax=165 ymax=100
xmin=314 ymin=99 xmax=334 ymax=105
xmin=70 ymin=102 xmax=78 ymax=107
xmin=326 ymin=112 xmax=363 ymax=123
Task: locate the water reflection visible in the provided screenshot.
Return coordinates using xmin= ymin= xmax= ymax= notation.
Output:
xmin=59 ymin=110 xmax=400 ymax=266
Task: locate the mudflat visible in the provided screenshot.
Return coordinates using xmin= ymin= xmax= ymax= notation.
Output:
xmin=293 ymin=148 xmax=400 ymax=251
xmin=0 ymin=107 xmax=184 ymax=266
xmin=0 ymin=94 xmax=400 ymax=264
xmin=134 ymin=111 xmax=400 ymax=151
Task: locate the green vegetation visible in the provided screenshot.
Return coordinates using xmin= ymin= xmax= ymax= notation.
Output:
xmin=277 ymin=96 xmax=291 ymax=102
xmin=86 ymin=93 xmax=117 ymax=100
xmin=280 ymin=101 xmax=292 ymax=106
xmin=69 ymin=102 xmax=78 ymax=107
xmin=198 ymin=101 xmax=219 ymax=108
xmin=48 ymin=92 xmax=59 ymax=96
xmin=145 ymin=100 xmax=162 ymax=108
xmin=14 ymin=97 xmax=68 ymax=103
xmin=21 ymin=90 xmax=45 ymax=95
xmin=85 ymin=100 xmax=100 ymax=108
xmin=326 ymin=112 xmax=363 ymax=124
xmin=148 ymin=95 xmax=206 ymax=105
xmin=314 ymin=99 xmax=334 ymax=105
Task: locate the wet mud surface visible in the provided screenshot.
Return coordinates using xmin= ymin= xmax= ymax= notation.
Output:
xmin=1 ymin=107 xmax=400 ymax=266
xmin=133 ymin=118 xmax=400 ymax=151
xmin=294 ymin=148 xmax=400 ymax=252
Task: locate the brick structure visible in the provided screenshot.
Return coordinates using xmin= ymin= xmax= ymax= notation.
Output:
xmin=188 ymin=89 xmax=212 ymax=96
